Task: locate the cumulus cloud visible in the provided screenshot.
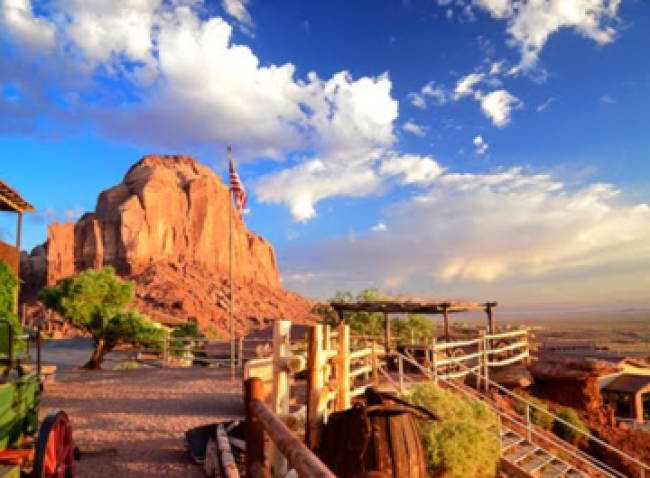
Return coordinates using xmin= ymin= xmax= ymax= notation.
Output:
xmin=371 ymin=222 xmax=388 ymax=232
xmin=536 ymin=97 xmax=556 ymax=112
xmin=407 ymin=81 xmax=448 ymax=109
xmin=403 ymin=121 xmax=425 ymax=137
xmin=380 ymin=154 xmax=446 ymax=185
xmin=453 ymin=72 xmax=484 ymax=100
xmin=473 ymin=135 xmax=488 ymax=155
xmin=472 ymin=0 xmax=622 ymax=70
xmin=407 ymin=92 xmax=427 ymax=109
xmin=474 ymin=89 xmax=523 ymax=127
xmin=599 ymin=95 xmax=616 ymax=104
xmin=0 ymin=0 xmax=404 ymax=221
xmin=281 ymin=167 xmax=650 ymax=304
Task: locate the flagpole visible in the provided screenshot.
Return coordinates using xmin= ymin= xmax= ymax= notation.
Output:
xmin=228 ymin=146 xmax=235 ymax=380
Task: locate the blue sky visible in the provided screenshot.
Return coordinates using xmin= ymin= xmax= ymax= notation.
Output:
xmin=1 ymin=0 xmax=650 ymax=307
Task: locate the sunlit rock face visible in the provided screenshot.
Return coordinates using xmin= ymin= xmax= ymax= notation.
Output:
xmin=22 ymin=155 xmax=314 ymax=335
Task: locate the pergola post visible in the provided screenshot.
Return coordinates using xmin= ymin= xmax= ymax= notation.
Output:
xmin=336 ymin=309 xmax=344 ymax=325
xmin=13 ymin=211 xmax=22 ymax=314
xmin=485 ymin=304 xmax=495 ymax=335
xmin=384 ymin=312 xmax=390 ymax=353
xmin=442 ymin=305 xmax=450 ymax=342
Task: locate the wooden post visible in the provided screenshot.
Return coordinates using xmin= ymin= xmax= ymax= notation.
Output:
xmin=525 ymin=403 xmax=532 ymax=442
xmin=306 ymin=325 xmax=325 ymax=450
xmin=371 ymin=341 xmax=379 ymax=386
xmin=398 ymin=354 xmax=404 ymax=392
xmin=442 ymin=305 xmax=450 ymax=342
xmin=486 ymin=304 xmax=494 ymax=335
xmin=476 ymin=332 xmax=482 ymax=391
xmin=244 ymin=378 xmax=265 ymax=476
xmin=482 ymin=330 xmax=489 ymax=391
xmin=432 ymin=337 xmax=438 ymax=384
xmin=271 ymin=320 xmax=291 ymax=476
xmin=163 ymin=331 xmax=170 ymax=362
xmin=337 ymin=323 xmax=350 ymax=411
xmin=238 ymin=337 xmax=244 ymax=367
xmin=384 ymin=312 xmax=390 ymax=353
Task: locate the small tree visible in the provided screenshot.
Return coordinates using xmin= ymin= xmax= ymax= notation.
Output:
xmin=38 ymin=267 xmax=165 ymax=369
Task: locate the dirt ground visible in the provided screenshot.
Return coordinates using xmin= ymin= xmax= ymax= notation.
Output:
xmin=40 ymin=366 xmax=244 ymax=478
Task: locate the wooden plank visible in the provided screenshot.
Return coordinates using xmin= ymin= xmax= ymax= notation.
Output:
xmin=271 ymin=320 xmax=291 ymax=477
xmin=488 ymin=350 xmax=529 ymax=367
xmin=485 ymin=329 xmax=527 ymax=340
xmin=306 ymin=325 xmax=324 ymax=450
xmin=337 ymin=324 xmax=351 ymax=410
xmin=250 ymin=399 xmax=336 ymax=478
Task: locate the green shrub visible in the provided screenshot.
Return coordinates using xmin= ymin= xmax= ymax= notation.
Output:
xmin=0 ymin=260 xmax=21 ymax=332
xmin=513 ymin=395 xmax=554 ymax=430
xmin=403 ymin=382 xmax=499 ymax=478
xmin=553 ymin=407 xmax=589 ymax=444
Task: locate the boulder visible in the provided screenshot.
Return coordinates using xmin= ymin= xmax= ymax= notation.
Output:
xmin=490 ymin=364 xmax=533 ymax=389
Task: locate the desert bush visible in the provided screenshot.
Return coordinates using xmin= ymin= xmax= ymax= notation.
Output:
xmin=392 ymin=314 xmax=434 ymax=345
xmin=39 ymin=267 xmax=165 ymax=369
xmin=403 ymin=382 xmax=499 ymax=478
xmin=553 ymin=407 xmax=589 ymax=444
xmin=513 ymin=395 xmax=554 ymax=430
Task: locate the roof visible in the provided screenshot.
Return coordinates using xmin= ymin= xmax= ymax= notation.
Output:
xmin=603 ymin=374 xmax=650 ymax=394
xmin=330 ymin=297 xmax=496 ymax=314
xmin=0 ymin=179 xmax=35 ymax=213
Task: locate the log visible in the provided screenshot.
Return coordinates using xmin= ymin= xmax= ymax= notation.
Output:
xmin=250 ymin=398 xmax=336 ymax=478
xmin=217 ymin=423 xmax=240 ymax=478
xmin=244 ymin=378 xmax=266 ymax=476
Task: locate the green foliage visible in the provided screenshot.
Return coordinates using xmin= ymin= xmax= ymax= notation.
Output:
xmin=205 ymin=324 xmax=222 ymax=340
xmin=391 ymin=314 xmax=434 ymax=344
xmin=330 ymin=288 xmax=385 ymax=336
xmin=0 ymin=260 xmax=21 ymax=332
xmin=403 ymin=382 xmax=499 ymax=478
xmin=170 ymin=322 xmax=202 ymax=357
xmin=553 ymin=407 xmax=589 ymax=444
xmin=310 ymin=303 xmax=338 ymax=326
xmin=38 ymin=267 xmax=164 ymax=368
xmin=513 ymin=395 xmax=554 ymax=430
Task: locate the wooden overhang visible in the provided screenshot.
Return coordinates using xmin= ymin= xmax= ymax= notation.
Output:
xmin=603 ymin=374 xmax=650 ymax=395
xmin=0 ymin=179 xmax=35 ymax=213
xmin=330 ymin=299 xmax=497 ymax=314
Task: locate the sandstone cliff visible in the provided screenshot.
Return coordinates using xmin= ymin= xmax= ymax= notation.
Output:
xmin=21 ymin=155 xmax=314 ymax=335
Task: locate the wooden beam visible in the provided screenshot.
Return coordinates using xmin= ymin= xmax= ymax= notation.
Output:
xmin=216 ymin=423 xmax=240 ymax=478
xmin=271 ymin=320 xmax=291 ymax=476
xmin=249 ymin=398 xmax=336 ymax=478
xmin=384 ymin=312 xmax=390 ymax=353
xmin=306 ymin=325 xmax=325 ymax=450
xmin=244 ymin=378 xmax=266 ymax=476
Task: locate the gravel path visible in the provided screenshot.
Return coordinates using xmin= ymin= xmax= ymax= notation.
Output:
xmin=40 ymin=366 xmax=244 ymax=477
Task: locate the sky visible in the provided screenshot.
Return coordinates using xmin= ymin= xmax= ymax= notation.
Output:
xmin=1 ymin=0 xmax=650 ymax=308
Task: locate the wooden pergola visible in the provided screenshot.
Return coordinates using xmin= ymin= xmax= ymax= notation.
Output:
xmin=0 ymin=179 xmax=35 ymax=312
xmin=330 ymin=298 xmax=498 ymax=351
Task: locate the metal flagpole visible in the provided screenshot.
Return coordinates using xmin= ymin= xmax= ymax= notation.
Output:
xmin=228 ymin=146 xmax=235 ymax=379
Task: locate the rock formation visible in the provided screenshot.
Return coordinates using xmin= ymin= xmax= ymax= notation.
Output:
xmin=21 ymin=155 xmax=315 ymax=335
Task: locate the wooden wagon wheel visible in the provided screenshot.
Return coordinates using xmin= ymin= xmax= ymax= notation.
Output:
xmin=203 ymin=435 xmax=219 ymax=478
xmin=33 ymin=410 xmax=75 ymax=478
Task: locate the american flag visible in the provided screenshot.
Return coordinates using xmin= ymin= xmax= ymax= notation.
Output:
xmin=228 ymin=146 xmax=247 ymax=215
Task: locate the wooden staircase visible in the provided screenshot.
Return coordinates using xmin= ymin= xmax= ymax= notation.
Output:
xmin=499 ymin=425 xmax=588 ymax=478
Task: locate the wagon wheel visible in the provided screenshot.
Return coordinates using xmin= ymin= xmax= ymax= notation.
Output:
xmin=203 ymin=435 xmax=219 ymax=478
xmin=33 ymin=410 xmax=75 ymax=478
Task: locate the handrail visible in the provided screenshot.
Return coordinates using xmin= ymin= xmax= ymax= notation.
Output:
xmin=245 ymin=377 xmax=335 ymax=478
xmin=393 ymin=352 xmax=624 ymax=478
xmin=485 ymin=329 xmax=528 ymax=340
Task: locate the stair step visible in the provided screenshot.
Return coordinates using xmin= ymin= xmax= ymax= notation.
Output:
xmin=501 ymin=432 xmax=524 ymax=451
xmin=504 ymin=443 xmax=537 ymax=463
xmin=520 ymin=450 xmax=554 ymax=473
xmin=565 ymin=469 xmax=587 ymax=478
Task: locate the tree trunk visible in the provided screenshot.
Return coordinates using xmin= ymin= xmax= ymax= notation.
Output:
xmin=82 ymin=338 xmax=110 ymax=370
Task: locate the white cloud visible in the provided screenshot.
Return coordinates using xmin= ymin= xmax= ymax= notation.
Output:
xmin=473 ymin=0 xmax=622 ymax=70
xmin=407 ymin=92 xmax=427 ymax=109
xmin=453 ymin=72 xmax=484 ymax=100
xmin=421 ymin=81 xmax=448 ymax=105
xmin=222 ymin=0 xmax=252 ymax=26
xmin=536 ymin=97 xmax=556 ymax=112
xmin=403 ymin=121 xmax=425 ymax=137
xmin=474 ymin=89 xmax=522 ymax=127
xmin=380 ymin=154 xmax=446 ymax=185
xmin=489 ymin=60 xmax=504 ymax=75
xmin=371 ymin=222 xmax=388 ymax=232
xmin=281 ymin=167 xmax=650 ymax=304
xmin=1 ymin=0 xmax=56 ymax=50
xmin=599 ymin=95 xmax=616 ymax=104
xmin=473 ymin=135 xmax=488 ymax=155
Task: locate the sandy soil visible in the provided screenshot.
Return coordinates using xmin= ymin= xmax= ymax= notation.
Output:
xmin=40 ymin=366 xmax=244 ymax=478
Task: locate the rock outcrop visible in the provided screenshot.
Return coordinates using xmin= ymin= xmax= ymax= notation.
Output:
xmin=21 ymin=155 xmax=315 ymax=335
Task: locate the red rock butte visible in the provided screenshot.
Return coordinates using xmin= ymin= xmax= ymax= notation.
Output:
xmin=21 ymin=155 xmax=315 ymax=335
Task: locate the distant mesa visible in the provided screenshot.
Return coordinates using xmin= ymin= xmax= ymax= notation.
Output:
xmin=21 ymin=155 xmax=314 ymax=335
